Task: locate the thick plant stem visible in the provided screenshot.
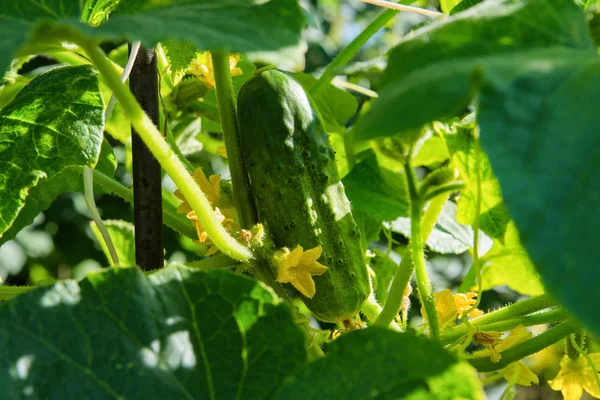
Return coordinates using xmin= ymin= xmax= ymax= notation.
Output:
xmin=211 ymin=51 xmax=257 ymax=229
xmin=467 ymin=319 xmax=579 ymax=372
xmin=462 ymin=294 xmax=555 ymax=327
xmin=374 ymin=190 xmax=447 ymax=328
xmin=90 ymin=169 xmax=197 ymax=240
xmin=310 ymin=8 xmax=398 ymax=95
xmin=441 ymin=309 xmax=568 ymax=345
xmin=405 ymin=161 xmax=439 ymax=338
xmin=76 ymin=38 xmax=253 ymax=262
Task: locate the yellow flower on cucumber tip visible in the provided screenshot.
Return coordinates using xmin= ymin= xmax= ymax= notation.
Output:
xmin=549 ymin=354 xmax=600 ymax=400
xmin=274 ymin=245 xmax=328 ymax=299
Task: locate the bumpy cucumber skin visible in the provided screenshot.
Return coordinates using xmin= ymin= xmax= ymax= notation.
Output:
xmin=237 ymin=69 xmax=369 ymax=322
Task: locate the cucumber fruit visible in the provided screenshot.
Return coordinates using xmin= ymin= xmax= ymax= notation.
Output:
xmin=237 ymin=69 xmax=370 ymax=322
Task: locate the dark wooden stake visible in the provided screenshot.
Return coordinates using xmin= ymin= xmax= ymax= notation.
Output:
xmin=129 ymin=44 xmax=163 ymax=270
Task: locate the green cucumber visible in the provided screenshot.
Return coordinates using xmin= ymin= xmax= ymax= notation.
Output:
xmin=237 ymin=69 xmax=370 ymax=322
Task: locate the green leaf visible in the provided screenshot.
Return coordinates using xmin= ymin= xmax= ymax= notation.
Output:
xmin=0 ymin=73 xmax=28 ymax=110
xmin=274 ymin=328 xmax=483 ymax=399
xmin=343 ymin=151 xmax=409 ymax=224
xmin=291 ymin=73 xmax=358 ymax=133
xmin=440 ymin=0 xmax=461 ymax=14
xmin=444 ymin=117 xmax=511 ymax=241
xmin=162 ymin=40 xmax=198 ymax=86
xmin=351 ymin=0 xmax=594 ymax=141
xmin=0 ymin=0 xmax=306 ymax=74
xmin=80 ymin=0 xmax=119 ymax=25
xmin=0 ymin=65 xmax=104 ymax=241
xmin=479 ymin=224 xmax=544 ymax=296
xmin=449 ymin=0 xmax=485 ymax=14
xmin=91 ymin=219 xmax=136 ymax=267
xmin=0 ymin=266 xmax=306 ymax=399
xmin=0 ymin=138 xmax=116 ymax=246
xmin=412 ymin=134 xmax=450 ymax=167
xmin=476 ymin=55 xmax=600 ymax=336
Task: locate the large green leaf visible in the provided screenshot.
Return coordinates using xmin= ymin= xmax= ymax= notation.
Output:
xmin=443 ymin=116 xmax=511 ymax=241
xmin=0 ymin=65 xmax=104 ymax=241
xmin=343 ymin=152 xmax=409 ymax=224
xmin=0 ymin=266 xmax=306 ymax=399
xmin=274 ymin=328 xmax=483 ymax=399
xmin=0 ymin=0 xmax=306 ymax=74
xmin=477 ymin=55 xmax=600 ymax=335
xmin=351 ymin=0 xmax=594 ymax=141
xmin=0 ymin=138 xmax=116 ymax=246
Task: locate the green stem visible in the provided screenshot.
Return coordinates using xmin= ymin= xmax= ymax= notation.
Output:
xmin=89 ymin=168 xmax=197 ymax=240
xmin=211 ymin=51 xmax=257 ymax=229
xmin=466 ymin=319 xmax=579 ymax=372
xmin=0 ymin=286 xmax=34 ymax=301
xmin=362 ymin=291 xmax=402 ymax=331
xmin=441 ymin=309 xmax=569 ymax=345
xmin=83 ymin=167 xmax=120 ymax=266
xmin=74 ymin=37 xmax=252 ymax=262
xmin=405 ymin=161 xmax=439 ymax=338
xmin=471 ymin=130 xmax=483 ymax=301
xmin=463 ymin=294 xmax=555 ymax=328
xmin=310 ymin=8 xmax=399 ymax=95
xmin=374 ymin=193 xmax=447 ymax=328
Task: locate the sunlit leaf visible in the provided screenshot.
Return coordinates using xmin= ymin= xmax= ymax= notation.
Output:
xmin=274 ymin=328 xmax=483 ymax=399
xmin=0 ymin=266 xmax=306 ymax=399
xmin=0 ymin=66 xmax=104 ymax=242
xmin=351 ymin=0 xmax=593 ymax=141
xmin=443 ymin=116 xmax=511 ymax=241
xmin=0 ymin=0 xmax=306 ymax=74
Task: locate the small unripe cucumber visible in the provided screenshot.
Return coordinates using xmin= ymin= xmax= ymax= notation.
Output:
xmin=237 ymin=69 xmax=370 ymax=322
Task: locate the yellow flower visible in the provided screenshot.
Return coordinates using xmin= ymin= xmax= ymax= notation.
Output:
xmin=502 ymin=361 xmax=539 ymax=386
xmin=472 ymin=325 xmax=531 ymax=363
xmin=549 ymin=354 xmax=600 ymax=400
xmin=188 ymin=53 xmax=243 ymax=88
xmin=422 ymin=289 xmax=483 ymax=329
xmin=422 ymin=289 xmax=457 ymax=328
xmin=175 ymin=168 xmax=220 ymax=210
xmin=454 ymin=292 xmax=484 ymax=318
xmin=274 ymin=245 xmax=328 ymax=298
xmin=174 ymin=168 xmax=239 ymax=256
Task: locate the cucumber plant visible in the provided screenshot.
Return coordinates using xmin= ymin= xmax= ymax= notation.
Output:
xmin=0 ymin=0 xmax=599 ymax=399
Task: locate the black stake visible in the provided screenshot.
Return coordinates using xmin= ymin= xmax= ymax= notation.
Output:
xmin=129 ymin=44 xmax=163 ymax=270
